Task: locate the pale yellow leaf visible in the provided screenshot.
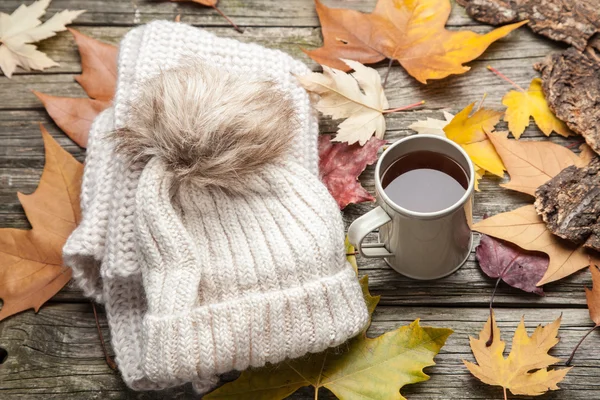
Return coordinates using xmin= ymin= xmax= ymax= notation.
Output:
xmin=487 ymin=131 xmax=582 ymax=197
xmin=464 ymin=314 xmax=570 ymax=397
xmin=473 ymin=205 xmax=599 ymax=285
xmin=0 ymin=0 xmax=84 ymax=77
xmin=408 ymin=111 xmax=454 ymax=136
xmin=296 ymin=59 xmax=389 ymax=145
xmin=502 ymin=78 xmax=571 ymax=139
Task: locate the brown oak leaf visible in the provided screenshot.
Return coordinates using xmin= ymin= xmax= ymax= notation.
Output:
xmin=318 ymin=134 xmax=385 ymax=209
xmin=0 ymin=125 xmax=82 ymax=321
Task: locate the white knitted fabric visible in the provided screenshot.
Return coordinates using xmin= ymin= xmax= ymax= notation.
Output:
xmin=63 ymin=20 xmax=368 ymax=392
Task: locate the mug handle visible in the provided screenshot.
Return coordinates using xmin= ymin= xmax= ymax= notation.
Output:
xmin=348 ymin=206 xmax=394 ymax=258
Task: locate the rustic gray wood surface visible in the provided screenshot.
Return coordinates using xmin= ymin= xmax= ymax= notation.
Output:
xmin=0 ymin=1 xmax=598 ymax=399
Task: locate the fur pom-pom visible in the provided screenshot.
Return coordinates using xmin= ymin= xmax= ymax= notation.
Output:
xmin=113 ymin=61 xmax=298 ymax=191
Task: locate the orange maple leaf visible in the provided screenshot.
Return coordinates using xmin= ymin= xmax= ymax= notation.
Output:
xmin=34 ymin=29 xmax=117 ymax=148
xmin=0 ymin=125 xmax=83 ymax=321
xmin=305 ymin=0 xmax=527 ymax=83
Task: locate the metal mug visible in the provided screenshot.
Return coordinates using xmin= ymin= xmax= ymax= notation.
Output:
xmin=348 ymin=134 xmax=475 ymax=280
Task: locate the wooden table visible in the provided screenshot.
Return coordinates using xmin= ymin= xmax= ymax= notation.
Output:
xmin=0 ymin=1 xmax=598 ymax=399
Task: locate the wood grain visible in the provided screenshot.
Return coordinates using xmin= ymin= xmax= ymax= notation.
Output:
xmin=0 ymin=0 xmax=597 ymax=398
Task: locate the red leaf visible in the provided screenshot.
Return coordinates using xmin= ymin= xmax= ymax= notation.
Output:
xmin=318 ymin=134 xmax=385 ymax=209
xmin=476 ymin=233 xmax=549 ymax=295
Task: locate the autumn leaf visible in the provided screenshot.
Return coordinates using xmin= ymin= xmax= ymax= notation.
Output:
xmin=169 ymin=0 xmax=242 ymax=33
xmin=487 ymin=131 xmax=588 ymax=197
xmin=443 ymin=102 xmax=505 ymax=178
xmin=473 ymin=205 xmax=599 ymax=285
xmin=464 ymin=314 xmax=571 ymax=399
xmin=496 ymin=73 xmax=570 ymax=139
xmin=296 ymin=60 xmax=423 ymax=145
xmin=0 ymin=125 xmax=82 ymax=321
xmin=476 ymin=233 xmax=548 ymax=296
xmin=206 ymin=284 xmax=452 ymax=400
xmin=567 ymin=265 xmax=600 ymax=365
xmin=318 ymin=134 xmax=385 ymax=209
xmin=305 ymin=0 xmax=527 ymax=83
xmin=0 ymin=0 xmax=84 ymax=78
xmin=34 ymin=29 xmax=117 ymax=147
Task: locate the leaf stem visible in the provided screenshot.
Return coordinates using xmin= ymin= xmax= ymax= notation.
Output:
xmin=566 ymin=325 xmax=598 ymax=365
xmin=487 ymin=65 xmax=526 ymax=93
xmin=212 ymin=5 xmax=243 ymax=33
xmin=476 ymin=92 xmax=488 ymax=111
xmin=503 ymin=386 xmax=508 ymax=400
xmin=92 ymin=302 xmax=117 ymax=370
xmin=383 ymin=58 xmax=394 ymax=88
xmin=486 ymin=255 xmax=519 ymax=346
xmin=315 ymin=387 xmax=319 ymax=400
xmin=383 ymin=100 xmax=425 ymax=114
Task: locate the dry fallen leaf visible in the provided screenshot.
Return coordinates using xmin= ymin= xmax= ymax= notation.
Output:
xmin=318 ymin=134 xmax=385 ymax=209
xmin=476 ymin=233 xmax=548 ymax=296
xmin=487 ymin=131 xmax=585 ymax=197
xmin=0 ymin=0 xmax=84 ymax=77
xmin=0 ymin=125 xmax=81 ymax=321
xmin=442 ymin=102 xmax=505 ymax=178
xmin=464 ymin=314 xmax=571 ymax=399
xmin=566 ymin=265 xmax=600 ymax=365
xmin=206 ymin=275 xmax=452 ymax=400
xmin=169 ymin=0 xmax=242 ymax=33
xmin=501 ymin=77 xmax=570 ymax=139
xmin=458 ymin=0 xmax=599 ymax=51
xmin=296 ymin=60 xmax=389 ymax=145
xmin=305 ymin=0 xmax=527 ymax=83
xmin=535 ymin=37 xmax=600 ymax=155
xmin=474 ymin=205 xmax=599 ymax=285
xmin=34 ymin=29 xmax=117 ymax=147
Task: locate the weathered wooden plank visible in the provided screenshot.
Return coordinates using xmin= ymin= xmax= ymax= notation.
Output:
xmin=0 ymin=110 xmax=590 ymax=306
xmin=0 ymin=303 xmax=597 ymax=399
xmin=2 ymin=22 xmax=556 ymax=76
xmin=0 ymin=0 xmax=484 ymax=28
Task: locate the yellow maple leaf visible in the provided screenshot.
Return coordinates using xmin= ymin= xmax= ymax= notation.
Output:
xmin=502 ymin=78 xmax=571 ymax=139
xmin=464 ymin=314 xmax=571 ymax=399
xmin=443 ymin=102 xmax=505 ymax=178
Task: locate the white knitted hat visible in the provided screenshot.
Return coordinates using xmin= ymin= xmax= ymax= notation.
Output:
xmin=63 ymin=20 xmax=368 ymax=392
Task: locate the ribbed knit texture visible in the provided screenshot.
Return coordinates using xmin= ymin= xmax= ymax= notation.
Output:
xmin=63 ymin=20 xmax=368 ymax=393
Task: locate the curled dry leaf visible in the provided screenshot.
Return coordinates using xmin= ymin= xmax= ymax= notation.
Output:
xmin=535 ymin=38 xmax=600 ymax=155
xmin=474 ymin=205 xmax=599 ymax=285
xmin=487 ymin=131 xmax=585 ymax=197
xmin=0 ymin=0 xmax=84 ymax=77
xmin=305 ymin=0 xmax=527 ymax=83
xmin=34 ymin=29 xmax=117 ymax=147
xmin=458 ymin=0 xmax=600 ymax=51
xmin=567 ymin=265 xmax=600 ymax=365
xmin=296 ymin=60 xmax=389 ymax=146
xmin=535 ymin=157 xmax=600 ymax=251
xmin=464 ymin=313 xmax=571 ymax=399
xmin=318 ymin=134 xmax=385 ymax=209
xmin=0 ymin=125 xmax=81 ymax=321
xmin=501 ymin=77 xmax=570 ymax=139
xmin=476 ymin=234 xmax=548 ymax=295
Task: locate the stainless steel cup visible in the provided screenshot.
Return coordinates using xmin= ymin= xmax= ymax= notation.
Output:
xmin=348 ymin=134 xmax=475 ymax=280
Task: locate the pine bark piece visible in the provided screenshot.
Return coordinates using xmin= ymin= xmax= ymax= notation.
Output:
xmin=534 ymin=38 xmax=600 ymax=155
xmin=456 ymin=0 xmax=600 ymax=50
xmin=534 ymin=157 xmax=600 ymax=252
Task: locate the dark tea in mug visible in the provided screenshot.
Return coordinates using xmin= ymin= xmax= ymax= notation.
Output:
xmin=381 ymin=150 xmax=469 ymax=213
